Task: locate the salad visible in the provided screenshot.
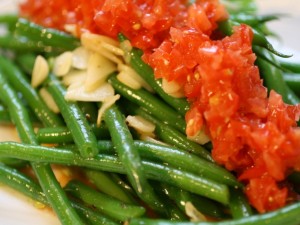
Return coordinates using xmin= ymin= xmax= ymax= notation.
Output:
xmin=0 ymin=0 xmax=300 ymax=224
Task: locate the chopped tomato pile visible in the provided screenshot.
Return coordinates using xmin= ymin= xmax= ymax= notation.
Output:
xmin=20 ymin=0 xmax=300 ymax=213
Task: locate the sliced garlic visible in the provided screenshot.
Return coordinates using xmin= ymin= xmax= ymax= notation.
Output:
xmin=81 ymin=32 xmax=123 ymax=64
xmin=72 ymin=46 xmax=90 ymax=70
xmin=53 ymin=51 xmax=73 ymax=76
xmin=185 ymin=202 xmax=207 ymax=222
xmin=162 ymin=78 xmax=184 ymax=94
xmin=62 ymin=69 xmax=87 ymax=87
xmin=39 ymin=87 xmax=60 ymax=113
xmin=126 ymin=115 xmax=155 ymax=134
xmin=85 ymin=52 xmax=117 ymax=92
xmin=117 ymin=71 xmax=142 ymax=90
xmin=118 ymin=64 xmax=153 ymax=92
xmin=187 ymin=128 xmax=210 ymax=145
xmin=31 ymin=55 xmax=49 ymax=88
xmin=65 ymin=82 xmax=115 ymax=102
xmin=101 ymin=42 xmax=124 ymax=56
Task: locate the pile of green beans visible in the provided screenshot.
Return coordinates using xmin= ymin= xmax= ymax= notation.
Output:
xmin=0 ymin=2 xmax=300 ymax=225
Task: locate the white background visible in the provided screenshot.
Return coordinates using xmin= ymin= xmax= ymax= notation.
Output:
xmin=0 ymin=0 xmax=299 ymax=224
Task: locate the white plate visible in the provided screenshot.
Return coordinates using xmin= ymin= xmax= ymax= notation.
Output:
xmin=0 ymin=1 xmax=299 ymax=224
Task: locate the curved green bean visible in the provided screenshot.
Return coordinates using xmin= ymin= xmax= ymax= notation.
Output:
xmin=218 ymin=20 xmax=291 ymax=58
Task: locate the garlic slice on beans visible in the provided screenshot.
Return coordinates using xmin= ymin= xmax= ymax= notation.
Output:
xmin=85 ymin=52 xmax=117 ymax=92
xmin=39 ymin=87 xmax=60 ymax=113
xmin=72 ymin=47 xmax=90 ymax=70
xmin=53 ymin=51 xmax=73 ymax=76
xmin=65 ymin=82 xmax=115 ymax=102
xmin=31 ymin=55 xmax=49 ymax=88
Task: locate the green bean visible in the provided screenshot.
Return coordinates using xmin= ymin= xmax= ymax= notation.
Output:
xmin=104 ymin=104 xmax=165 ymax=212
xmin=124 ymin=102 xmax=213 ymax=162
xmin=109 ymin=173 xmax=137 ymax=196
xmin=256 ymin=56 xmax=300 ymax=105
xmin=0 ymin=72 xmax=84 ymax=225
xmin=0 ymin=56 xmax=64 ymax=127
xmin=283 ymin=73 xmax=300 ymax=96
xmin=0 ymin=14 xmax=18 ymax=25
xmin=65 ymin=180 xmax=146 ymax=221
xmin=0 ymin=142 xmax=229 ymax=205
xmin=97 ymin=140 xmax=240 ymax=187
xmin=0 ymin=35 xmax=60 ymax=53
xmin=0 ymin=163 xmax=118 ymax=225
xmin=37 ymin=123 xmax=110 ymax=144
xmin=15 ymin=52 xmax=36 ymax=75
xmin=230 ymin=14 xmax=280 ymax=27
xmin=91 ymin=123 xmax=111 ymax=139
xmin=280 ymin=61 xmax=300 ymax=74
xmin=159 ymin=183 xmax=228 ymax=219
xmin=118 ymin=33 xmax=190 ymax=116
xmin=108 ymin=74 xmax=186 ymax=133
xmin=77 ymin=101 xmax=99 ymax=124
xmin=129 ymin=202 xmax=300 ymax=225
xmin=15 ymin=18 xmax=80 ymax=50
xmin=85 ymin=169 xmax=136 ymax=204
xmin=32 ymin=164 xmax=85 ymax=225
xmin=221 ymin=0 xmax=256 ymax=15
xmin=72 ymin=202 xmax=119 ymax=225
xmin=37 ymin=126 xmax=74 ymax=144
xmin=0 ymin=154 xmax=27 ymax=168
xmin=229 ymin=188 xmax=253 ymax=219
xmin=286 ymin=86 xmax=300 ymax=105
xmin=46 ymin=73 xmax=98 ymax=158
xmin=218 ymin=20 xmax=292 ymax=58
xmin=0 ymin=73 xmax=37 ymax=143
xmin=138 ymin=160 xmax=229 ymax=205
xmin=0 ymin=163 xmax=47 ymax=204
xmin=153 ymin=182 xmax=189 ymax=221
xmin=0 ymin=104 xmax=11 ymax=124
xmin=287 ymin=171 xmax=300 ymax=184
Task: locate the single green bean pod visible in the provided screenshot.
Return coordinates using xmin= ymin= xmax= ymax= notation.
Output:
xmin=65 ymin=180 xmax=146 ymax=221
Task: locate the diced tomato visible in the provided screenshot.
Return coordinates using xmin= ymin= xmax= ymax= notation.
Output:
xmin=149 ymin=23 xmax=300 ymax=212
xmin=246 ymin=176 xmax=288 ymax=213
